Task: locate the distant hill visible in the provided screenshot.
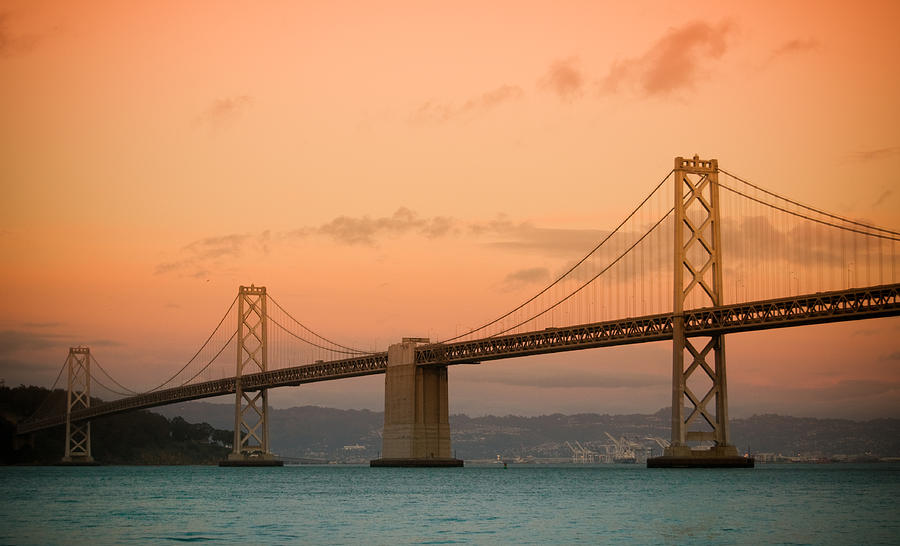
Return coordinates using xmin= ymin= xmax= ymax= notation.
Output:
xmin=6 ymin=385 xmax=897 ymax=465
xmin=154 ymin=402 xmax=900 ymax=462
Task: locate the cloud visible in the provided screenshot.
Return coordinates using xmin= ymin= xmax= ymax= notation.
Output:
xmin=314 ymin=207 xmax=457 ymax=245
xmin=601 ymin=20 xmax=733 ymax=96
xmin=196 ymin=95 xmax=253 ymax=129
xmin=883 ymin=351 xmax=900 ymax=361
xmin=769 ymin=38 xmax=818 ymax=62
xmin=0 ymin=11 xmax=40 ymax=59
xmin=502 ymin=267 xmax=551 ymax=291
xmin=471 ymin=217 xmax=611 ymax=257
xmin=465 ymin=368 xmax=668 ymax=389
xmin=0 ymin=357 xmax=61 ymax=376
xmin=155 ymin=232 xmax=270 ymax=277
xmin=853 ymin=146 xmax=900 ymax=162
xmin=21 ymin=321 xmax=64 ymax=329
xmin=538 ymin=57 xmax=584 ymax=101
xmin=0 ymin=330 xmax=66 ymax=352
xmin=719 ymin=212 xmax=890 ymax=275
xmin=768 ymin=380 xmax=900 ymax=402
xmin=505 ymin=267 xmax=551 ymax=285
xmin=873 ymin=189 xmax=893 ymax=207
xmin=157 ymin=209 xmax=461 ymax=276
xmin=412 ymin=84 xmax=524 ymax=123
xmin=156 ymin=209 xmax=618 ymax=277
xmin=0 ymin=330 xmax=121 ymax=354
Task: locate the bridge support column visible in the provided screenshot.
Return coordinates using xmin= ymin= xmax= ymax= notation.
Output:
xmin=220 ymin=285 xmax=282 ymax=467
xmin=60 ymin=346 xmax=97 ymax=465
xmin=649 ymin=156 xmax=752 ymax=468
xmin=371 ymin=340 xmax=462 ymax=467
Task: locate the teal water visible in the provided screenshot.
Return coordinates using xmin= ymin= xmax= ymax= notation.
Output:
xmin=1 ymin=464 xmax=898 ymax=544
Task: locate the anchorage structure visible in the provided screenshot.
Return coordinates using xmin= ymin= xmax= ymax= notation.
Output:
xmin=62 ymin=346 xmax=94 ymax=464
xmin=221 ymin=285 xmax=282 ymax=466
xmin=648 ymin=156 xmax=752 ymax=467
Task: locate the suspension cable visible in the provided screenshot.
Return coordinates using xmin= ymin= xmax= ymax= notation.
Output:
xmin=176 ymin=330 xmax=237 ymax=387
xmin=438 ymin=169 xmax=675 ymax=343
xmin=23 ymin=355 xmax=69 ymax=420
xmin=266 ymin=313 xmax=368 ymax=355
xmin=489 ymin=207 xmax=674 ymax=337
xmin=91 ymin=373 xmax=135 ymax=398
xmin=719 ymin=183 xmax=900 ymax=242
xmin=91 ymin=354 xmax=139 ymax=395
xmin=143 ymin=294 xmax=239 ymax=392
xmin=719 ymin=168 xmax=900 ymax=236
xmin=267 ymin=295 xmax=373 ymax=354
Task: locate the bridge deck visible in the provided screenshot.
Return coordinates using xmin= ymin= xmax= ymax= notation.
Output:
xmin=17 ymin=283 xmax=900 ymax=434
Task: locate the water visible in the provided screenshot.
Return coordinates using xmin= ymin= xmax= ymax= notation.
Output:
xmin=1 ymin=464 xmax=898 ymax=544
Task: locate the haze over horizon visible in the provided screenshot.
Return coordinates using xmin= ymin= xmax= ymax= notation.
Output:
xmin=2 ymin=1 xmax=899 ymax=420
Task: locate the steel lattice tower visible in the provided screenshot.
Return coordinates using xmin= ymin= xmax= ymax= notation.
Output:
xmin=222 ymin=285 xmax=282 ymax=465
xmin=652 ymin=155 xmax=748 ymax=466
xmin=63 ymin=346 xmax=93 ymax=463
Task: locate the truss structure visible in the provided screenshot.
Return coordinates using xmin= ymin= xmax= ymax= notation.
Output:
xmin=228 ymin=285 xmax=275 ymax=461
xmin=63 ymin=346 xmax=93 ymax=462
xmin=669 ymin=155 xmax=731 ymax=450
xmin=18 ymin=284 xmax=900 ymax=434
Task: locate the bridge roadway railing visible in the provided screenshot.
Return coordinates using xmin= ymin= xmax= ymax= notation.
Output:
xmin=419 ymin=283 xmax=900 ymax=365
xmin=17 ymin=283 xmax=899 ymax=434
xmin=17 ymin=353 xmax=389 ymax=434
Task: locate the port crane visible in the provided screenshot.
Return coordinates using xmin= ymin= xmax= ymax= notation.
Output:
xmin=604 ymin=432 xmax=637 ymax=464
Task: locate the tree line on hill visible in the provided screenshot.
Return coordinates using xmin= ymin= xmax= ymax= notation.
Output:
xmin=0 ymin=386 xmax=232 ymax=465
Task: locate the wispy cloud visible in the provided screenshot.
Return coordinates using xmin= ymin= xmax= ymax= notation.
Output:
xmin=156 ymin=209 xmax=614 ymax=277
xmin=873 ymin=189 xmax=893 ymax=207
xmin=775 ymin=380 xmax=900 ymax=402
xmin=503 ymin=267 xmax=551 ymax=290
xmin=196 ymin=95 xmax=253 ymax=130
xmin=0 ymin=357 xmax=62 ymax=376
xmin=157 ymin=209 xmax=460 ymax=276
xmin=471 ymin=216 xmax=609 ymax=257
xmin=155 ymin=232 xmax=271 ymax=277
xmin=853 ymin=146 xmax=900 ymax=162
xmin=538 ymin=57 xmax=584 ymax=101
xmin=21 ymin=321 xmax=64 ymax=329
xmin=412 ymin=84 xmax=524 ymax=124
xmin=0 ymin=11 xmax=41 ymax=59
xmin=302 ymin=207 xmax=457 ymax=245
xmin=769 ymin=38 xmax=818 ymax=62
xmin=466 ymin=369 xmax=668 ymax=389
xmin=601 ymin=20 xmax=733 ymax=97
xmin=0 ymin=330 xmax=121 ymax=353
xmin=0 ymin=330 xmax=66 ymax=352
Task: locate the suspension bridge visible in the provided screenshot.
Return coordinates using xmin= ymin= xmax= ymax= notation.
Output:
xmin=16 ymin=156 xmax=900 ymax=467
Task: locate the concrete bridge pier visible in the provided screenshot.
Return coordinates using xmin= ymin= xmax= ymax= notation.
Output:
xmin=371 ymin=339 xmax=463 ymax=467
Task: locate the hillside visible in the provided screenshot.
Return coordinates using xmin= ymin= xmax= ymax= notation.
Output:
xmin=1 ymin=386 xmax=232 ymax=465
xmin=155 ymin=401 xmax=900 ymax=462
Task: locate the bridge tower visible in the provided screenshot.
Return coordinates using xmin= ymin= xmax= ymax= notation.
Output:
xmin=220 ymin=285 xmax=283 ymax=466
xmin=61 ymin=346 xmax=95 ymax=464
xmin=371 ymin=338 xmax=463 ymax=467
xmin=649 ymin=156 xmax=752 ymax=468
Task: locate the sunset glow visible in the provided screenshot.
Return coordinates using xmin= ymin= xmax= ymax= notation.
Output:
xmin=2 ymin=0 xmax=899 ymax=418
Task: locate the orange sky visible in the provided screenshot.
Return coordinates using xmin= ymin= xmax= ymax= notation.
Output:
xmin=1 ymin=0 xmax=899 ymax=418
